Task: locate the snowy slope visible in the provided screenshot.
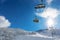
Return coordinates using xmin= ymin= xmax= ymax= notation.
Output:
xmin=15 ymin=35 xmax=52 ymax=40
xmin=0 ymin=28 xmax=60 ymax=40
xmin=36 ymin=29 xmax=60 ymax=37
xmin=36 ymin=29 xmax=60 ymax=40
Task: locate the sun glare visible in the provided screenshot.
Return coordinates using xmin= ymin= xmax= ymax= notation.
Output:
xmin=46 ymin=18 xmax=55 ymax=30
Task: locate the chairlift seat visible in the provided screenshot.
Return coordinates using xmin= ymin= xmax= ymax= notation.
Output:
xmin=35 ymin=4 xmax=45 ymax=9
xmin=33 ymin=18 xmax=39 ymax=23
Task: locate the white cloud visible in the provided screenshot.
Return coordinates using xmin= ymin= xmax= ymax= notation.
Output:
xmin=0 ymin=16 xmax=11 ymax=28
xmin=36 ymin=7 xmax=60 ymax=30
xmin=46 ymin=0 xmax=53 ymax=5
xmin=36 ymin=7 xmax=60 ymax=19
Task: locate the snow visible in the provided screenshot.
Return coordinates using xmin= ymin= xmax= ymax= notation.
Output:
xmin=0 ymin=28 xmax=60 ymax=40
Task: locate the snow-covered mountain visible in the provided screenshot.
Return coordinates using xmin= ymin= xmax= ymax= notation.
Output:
xmin=36 ymin=29 xmax=60 ymax=37
xmin=0 ymin=28 xmax=60 ymax=40
xmin=36 ymin=29 xmax=60 ymax=40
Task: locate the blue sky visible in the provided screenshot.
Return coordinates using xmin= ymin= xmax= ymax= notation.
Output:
xmin=0 ymin=0 xmax=60 ymax=31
